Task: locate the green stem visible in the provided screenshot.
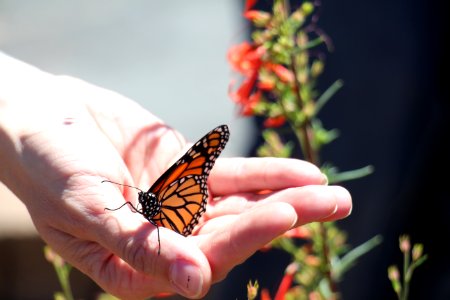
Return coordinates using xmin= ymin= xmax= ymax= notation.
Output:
xmin=55 ymin=265 xmax=74 ymax=300
xmin=282 ymin=0 xmax=290 ymax=17
xmin=278 ymin=1 xmax=338 ymax=297
xmin=289 ymin=53 xmax=317 ymax=164
xmin=401 ymin=249 xmax=410 ymax=300
xmin=297 ymin=36 xmax=325 ymax=52
xmin=287 ymin=34 xmax=340 ymax=300
xmin=315 ymin=80 xmax=344 ymax=116
xmin=287 ymin=18 xmax=339 ymax=300
xmin=319 ymin=223 xmax=338 ymax=297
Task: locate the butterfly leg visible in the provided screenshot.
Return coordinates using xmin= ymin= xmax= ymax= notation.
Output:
xmin=156 ymin=225 xmax=160 ymax=255
xmin=148 ymin=220 xmax=161 ymax=255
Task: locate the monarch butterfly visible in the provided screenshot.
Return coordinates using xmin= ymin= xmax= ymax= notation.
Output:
xmin=103 ymin=124 xmax=229 ymax=254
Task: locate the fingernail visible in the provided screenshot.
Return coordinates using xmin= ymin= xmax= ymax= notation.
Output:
xmin=170 ymin=260 xmax=203 ymax=298
xmin=332 ymin=186 xmax=353 ymax=218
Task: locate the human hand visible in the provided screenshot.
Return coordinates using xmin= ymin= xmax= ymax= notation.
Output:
xmin=0 ymin=55 xmax=352 ymax=299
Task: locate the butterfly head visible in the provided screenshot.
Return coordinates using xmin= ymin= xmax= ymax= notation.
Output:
xmin=138 ymin=191 xmax=161 ymax=219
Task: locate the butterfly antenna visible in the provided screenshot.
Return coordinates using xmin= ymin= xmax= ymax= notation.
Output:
xmin=104 ymin=201 xmax=131 ymax=211
xmin=102 ymin=180 xmax=143 ymax=212
xmin=101 ymin=180 xmax=144 ymax=193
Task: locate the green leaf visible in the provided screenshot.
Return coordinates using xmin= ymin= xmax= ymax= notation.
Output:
xmin=314 ymin=80 xmax=344 ymax=116
xmin=323 ymin=165 xmax=374 ymax=184
xmin=410 ymin=254 xmax=428 ymax=270
xmin=332 ymin=235 xmax=383 ymax=280
xmin=312 ymin=121 xmax=340 ymax=149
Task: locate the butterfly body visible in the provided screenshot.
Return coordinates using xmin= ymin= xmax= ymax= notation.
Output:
xmin=136 ymin=191 xmax=160 ymax=226
xmin=105 ymin=124 xmax=229 ymax=254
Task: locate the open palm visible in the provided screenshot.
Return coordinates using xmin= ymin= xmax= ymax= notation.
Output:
xmin=1 ymin=71 xmax=352 ymax=299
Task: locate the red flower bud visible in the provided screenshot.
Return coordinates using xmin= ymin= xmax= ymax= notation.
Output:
xmin=244 ymin=10 xmax=271 ymax=25
xmin=268 ymin=63 xmax=295 ymax=83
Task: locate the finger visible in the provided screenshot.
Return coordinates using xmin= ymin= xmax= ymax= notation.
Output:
xmin=317 ymin=186 xmax=352 ymax=221
xmin=206 ymin=185 xmax=352 ymax=226
xmin=209 ymin=157 xmax=327 ymax=195
xmin=40 ymin=227 xmax=160 ymax=299
xmin=199 ymin=202 xmax=297 ymax=282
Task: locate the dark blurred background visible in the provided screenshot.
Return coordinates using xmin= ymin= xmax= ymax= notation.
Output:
xmin=211 ymin=0 xmax=450 ymax=299
xmin=319 ymin=0 xmax=449 ymax=299
xmin=1 ymin=0 xmax=449 ymax=299
xmin=319 ymin=0 xmax=449 ymax=298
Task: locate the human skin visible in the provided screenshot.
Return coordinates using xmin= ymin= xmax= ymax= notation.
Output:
xmin=0 ymin=53 xmax=352 ymax=299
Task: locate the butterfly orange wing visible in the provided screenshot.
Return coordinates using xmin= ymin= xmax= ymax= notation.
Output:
xmin=149 ymin=125 xmax=229 ymax=236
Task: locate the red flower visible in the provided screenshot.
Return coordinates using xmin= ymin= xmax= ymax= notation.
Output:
xmin=228 ymin=72 xmax=258 ymax=99
xmin=227 ymin=42 xmax=264 ymax=76
xmin=241 ymin=90 xmax=262 ymax=116
xmin=228 ymin=42 xmax=266 ymax=116
xmin=260 ymin=288 xmax=272 ymax=300
xmin=229 ymin=71 xmax=256 ymax=103
xmin=245 ymin=0 xmax=258 ymax=12
xmin=274 ymin=262 xmax=298 ymax=300
xmin=284 ymin=226 xmax=311 ymax=239
xmin=229 ymin=71 xmax=261 ymax=116
xmin=264 ymin=116 xmax=286 ymax=128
